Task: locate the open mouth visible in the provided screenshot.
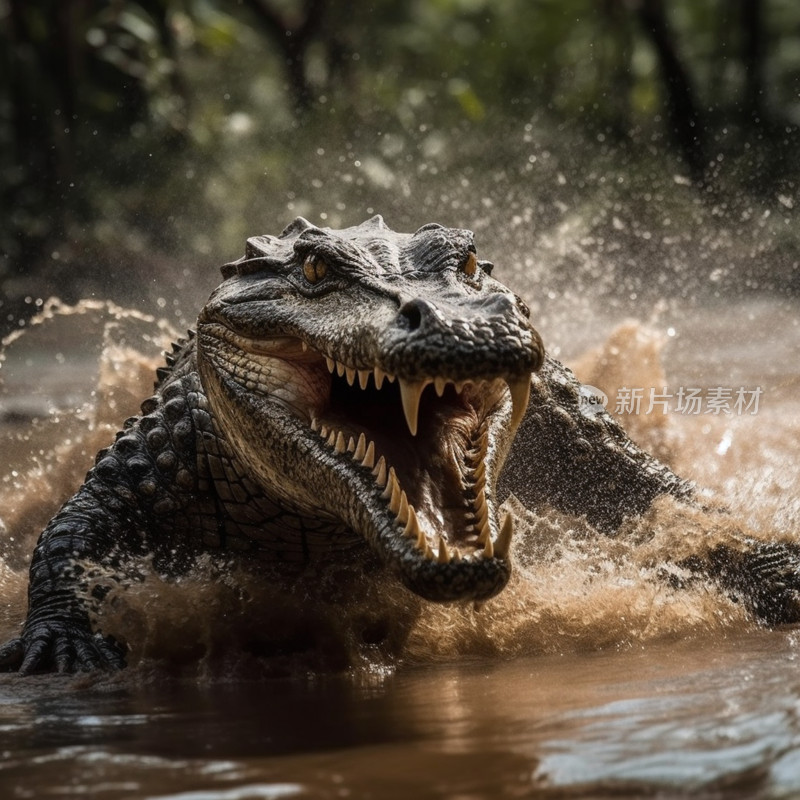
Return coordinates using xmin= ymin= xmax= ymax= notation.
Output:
xmin=202 ymin=323 xmax=535 ymax=601
xmin=310 ymin=353 xmax=524 ymax=564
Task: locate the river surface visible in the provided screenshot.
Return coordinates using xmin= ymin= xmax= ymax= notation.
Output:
xmin=0 ymin=288 xmax=799 ymax=798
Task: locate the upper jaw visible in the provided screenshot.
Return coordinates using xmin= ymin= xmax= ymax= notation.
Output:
xmin=316 ymin=350 xmax=533 ymax=438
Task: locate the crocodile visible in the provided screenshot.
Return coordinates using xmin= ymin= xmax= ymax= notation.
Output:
xmin=2 ymin=215 xmax=799 ymax=674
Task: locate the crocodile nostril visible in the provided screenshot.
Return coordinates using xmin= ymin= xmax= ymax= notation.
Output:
xmin=399 ymin=299 xmax=424 ymax=331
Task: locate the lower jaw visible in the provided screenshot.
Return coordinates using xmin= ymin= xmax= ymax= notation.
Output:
xmin=397 ymin=555 xmax=512 ymax=603
xmin=360 ymin=507 xmax=512 ymax=604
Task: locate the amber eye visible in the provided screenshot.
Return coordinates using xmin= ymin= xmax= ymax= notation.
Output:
xmin=461 ymin=251 xmax=478 ymax=277
xmin=303 ymin=256 xmax=328 ymax=284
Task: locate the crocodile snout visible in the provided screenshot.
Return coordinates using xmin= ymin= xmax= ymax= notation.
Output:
xmin=383 ymin=292 xmax=543 ymax=382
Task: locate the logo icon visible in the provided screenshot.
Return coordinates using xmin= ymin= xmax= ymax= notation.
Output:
xmin=578 ymin=385 xmax=608 ymax=417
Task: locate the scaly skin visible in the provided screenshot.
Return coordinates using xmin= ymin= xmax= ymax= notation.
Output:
xmin=498 ymin=354 xmax=695 ymax=531
xmin=1 ymin=216 xmax=799 ymax=673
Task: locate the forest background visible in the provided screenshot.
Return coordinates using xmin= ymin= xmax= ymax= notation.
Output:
xmin=3 ymin=0 xmax=800 ymax=334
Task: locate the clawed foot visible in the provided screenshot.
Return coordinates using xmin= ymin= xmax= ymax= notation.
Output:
xmin=0 ymin=619 xmax=126 ymax=674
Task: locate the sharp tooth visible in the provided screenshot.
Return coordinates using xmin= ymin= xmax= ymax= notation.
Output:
xmin=320 ymin=424 xmax=329 ymax=439
xmin=452 ymin=547 xmax=461 ymax=562
xmin=397 ymin=491 xmax=409 ymax=524
xmin=437 ymin=536 xmax=450 ymax=563
xmin=389 ymin=475 xmax=408 ymax=522
xmin=382 ymin=466 xmax=397 ymax=500
xmin=495 ymin=512 xmax=514 ymax=559
xmin=403 ymin=506 xmax=420 ymax=538
xmin=416 ymin=525 xmax=427 ymax=553
xmin=362 ymin=440 xmax=375 ymax=469
xmin=386 ymin=373 xmax=396 ymax=383
xmin=310 ymin=417 xmax=319 ymax=432
xmin=434 ymin=377 xmax=447 ymax=396
xmin=374 ymin=367 xmax=386 ymax=390
xmin=326 ymin=430 xmax=337 ymax=447
xmin=475 ymin=489 xmax=487 ymax=521
xmin=483 ymin=534 xmax=494 ymax=559
xmin=325 ymin=357 xmax=335 ymax=373
xmin=455 ymin=380 xmax=466 ymax=393
xmin=398 ymin=378 xmax=428 ymax=436
xmin=472 ymin=461 xmax=486 ymax=482
xmin=354 ymin=433 xmax=366 ymax=460
xmin=345 ymin=366 xmax=356 ymax=386
xmin=336 ymin=361 xmax=346 ymax=378
xmin=335 ymin=432 xmax=347 ymax=453
xmin=477 ymin=521 xmax=490 ymax=545
xmin=373 ymin=456 xmax=387 ymax=487
xmin=358 ymin=369 xmax=371 ymax=390
xmin=389 ymin=478 xmax=402 ymax=514
xmin=346 ymin=436 xmax=356 ymax=453
xmin=507 ymin=376 xmax=532 ymax=430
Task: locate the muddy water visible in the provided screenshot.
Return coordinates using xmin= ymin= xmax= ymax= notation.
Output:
xmin=0 ymin=294 xmax=799 ymax=798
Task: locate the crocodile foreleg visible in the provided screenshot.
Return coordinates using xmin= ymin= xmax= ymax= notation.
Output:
xmin=499 ymin=355 xmax=694 ymax=529
xmin=0 ymin=377 xmax=202 ymax=673
xmin=500 ymin=355 xmax=800 ymax=624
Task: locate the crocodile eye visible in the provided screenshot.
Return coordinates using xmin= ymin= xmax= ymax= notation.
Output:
xmin=460 ymin=251 xmax=478 ymax=277
xmin=303 ymin=256 xmax=328 ymax=284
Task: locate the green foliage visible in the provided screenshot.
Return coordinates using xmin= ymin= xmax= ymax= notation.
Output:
xmin=3 ymin=0 xmax=800 ymax=322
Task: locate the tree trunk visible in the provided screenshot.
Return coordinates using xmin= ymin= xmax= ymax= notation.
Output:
xmin=741 ymin=0 xmax=765 ymax=124
xmin=601 ymin=0 xmax=635 ymax=140
xmin=634 ymin=0 xmax=706 ymax=182
xmin=242 ymin=0 xmax=328 ymax=114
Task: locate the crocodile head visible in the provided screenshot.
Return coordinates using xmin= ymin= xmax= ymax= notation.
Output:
xmin=197 ymin=216 xmax=543 ymax=603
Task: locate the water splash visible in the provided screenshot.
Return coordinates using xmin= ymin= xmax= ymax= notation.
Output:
xmin=0 ymin=300 xmax=798 ymax=680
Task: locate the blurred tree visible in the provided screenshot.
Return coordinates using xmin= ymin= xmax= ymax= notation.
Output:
xmin=3 ymin=0 xmax=800 ymax=326
xmin=6 ymin=0 xmax=90 ymax=233
xmin=1 ymin=0 xmax=185 ymax=264
xmin=599 ymin=0 xmax=636 ymax=141
xmin=632 ymin=0 xmax=706 ymax=181
xmin=741 ymin=0 xmax=765 ymax=123
xmin=240 ymin=0 xmax=328 ymax=113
